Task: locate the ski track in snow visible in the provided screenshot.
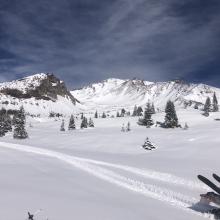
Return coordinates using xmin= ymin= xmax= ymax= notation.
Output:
xmin=0 ymin=142 xmax=212 ymax=219
xmin=75 ymin=157 xmax=209 ymax=191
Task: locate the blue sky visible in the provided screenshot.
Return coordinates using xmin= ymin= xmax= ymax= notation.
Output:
xmin=0 ymin=0 xmax=220 ymax=88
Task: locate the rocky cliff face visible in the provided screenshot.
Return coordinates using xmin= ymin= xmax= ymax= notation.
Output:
xmin=0 ymin=73 xmax=80 ymax=116
xmin=0 ymin=73 xmax=77 ymax=103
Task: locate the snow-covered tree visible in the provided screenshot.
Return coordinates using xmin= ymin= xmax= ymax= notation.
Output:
xmin=132 ymin=105 xmax=138 ymax=116
xmin=203 ymin=97 xmax=211 ymax=116
xmin=81 ymin=113 xmax=84 ymax=120
xmin=137 ymin=106 xmax=143 ymax=116
xmin=5 ymin=114 xmax=12 ymax=132
xmin=81 ymin=117 xmax=88 ymax=129
xmin=151 ymin=103 xmax=156 ymax=114
xmin=142 ymin=137 xmax=156 ymax=150
xmin=138 ymin=102 xmax=154 ymax=127
xmin=163 ymin=100 xmax=179 ymax=128
xmin=13 ymin=106 xmax=28 ymax=139
xmin=116 ymin=112 xmax=120 ymax=117
xmin=102 ymin=112 xmax=106 ymax=118
xmin=126 ymin=122 xmax=131 ymax=131
xmin=121 ymin=108 xmax=126 ymax=117
xmin=0 ymin=115 xmax=6 ymax=137
xmin=212 ymin=92 xmax=219 ymax=112
xmin=94 ymin=110 xmax=98 ymax=118
xmin=194 ymin=103 xmax=199 ymax=109
xmin=88 ymin=118 xmax=94 ymax=127
xmin=60 ymin=119 xmax=65 ymax=131
xmin=121 ymin=124 xmax=125 ymax=132
xmin=183 ymin=122 xmax=189 ymax=130
xmin=68 ymin=115 xmax=76 ymax=130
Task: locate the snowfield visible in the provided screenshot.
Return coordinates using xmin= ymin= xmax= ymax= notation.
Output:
xmin=0 ymin=109 xmax=220 ymax=220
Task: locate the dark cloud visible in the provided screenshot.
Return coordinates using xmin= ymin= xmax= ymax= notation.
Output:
xmin=0 ymin=0 xmax=220 ymax=88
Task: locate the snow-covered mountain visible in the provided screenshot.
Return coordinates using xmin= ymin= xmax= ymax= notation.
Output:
xmin=71 ymin=78 xmax=220 ymax=112
xmin=0 ymin=73 xmax=81 ymax=116
xmin=1 ymin=74 xmax=219 ymax=116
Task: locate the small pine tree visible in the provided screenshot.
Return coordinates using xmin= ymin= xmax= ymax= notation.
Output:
xmin=0 ymin=115 xmax=6 ymax=137
xmin=213 ymin=92 xmax=219 ymax=112
xmin=194 ymin=103 xmax=199 ymax=109
xmin=116 ymin=112 xmax=120 ymax=117
xmin=81 ymin=113 xmax=84 ymax=120
xmin=163 ymin=100 xmax=179 ymax=128
xmin=138 ymin=102 xmax=154 ymax=127
xmin=126 ymin=122 xmax=131 ymax=132
xmin=94 ymin=110 xmax=98 ymax=118
xmin=81 ymin=117 xmax=88 ymax=129
xmin=88 ymin=118 xmax=94 ymax=127
xmin=132 ymin=105 xmax=138 ymax=116
xmin=68 ymin=115 xmax=76 ymax=130
xmin=121 ymin=124 xmax=125 ymax=132
xmin=151 ymin=103 xmax=156 ymax=114
xmin=137 ymin=106 xmax=143 ymax=116
xmin=121 ymin=108 xmax=126 ymax=117
xmin=13 ymin=106 xmax=28 ymax=139
xmin=183 ymin=122 xmax=189 ymax=130
xmin=102 ymin=112 xmax=106 ymax=118
xmin=60 ymin=119 xmax=65 ymax=131
xmin=142 ymin=137 xmax=156 ymax=150
xmin=203 ymin=97 xmax=211 ymax=116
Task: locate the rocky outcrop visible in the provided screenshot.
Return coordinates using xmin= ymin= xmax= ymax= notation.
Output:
xmin=0 ymin=73 xmax=78 ymax=104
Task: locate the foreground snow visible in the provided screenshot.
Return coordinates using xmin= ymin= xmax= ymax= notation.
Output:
xmin=0 ymin=110 xmax=220 ymax=220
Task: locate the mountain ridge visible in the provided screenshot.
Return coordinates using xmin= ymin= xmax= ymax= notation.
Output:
xmin=0 ymin=73 xmax=219 ymax=116
xmin=71 ymin=77 xmax=220 ymax=112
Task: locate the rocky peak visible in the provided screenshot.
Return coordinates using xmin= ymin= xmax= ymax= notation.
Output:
xmin=0 ymin=73 xmax=77 ymax=104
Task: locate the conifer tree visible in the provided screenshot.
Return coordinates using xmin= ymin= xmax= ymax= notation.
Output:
xmin=126 ymin=122 xmax=131 ymax=131
xmin=136 ymin=106 xmax=143 ymax=116
xmin=102 ymin=112 xmax=106 ymax=118
xmin=203 ymin=97 xmax=211 ymax=116
xmin=116 ymin=112 xmax=120 ymax=117
xmin=60 ymin=119 xmax=65 ymax=131
xmin=81 ymin=117 xmax=88 ymax=129
xmin=132 ymin=105 xmax=137 ymax=116
xmin=81 ymin=113 xmax=84 ymax=120
xmin=142 ymin=137 xmax=156 ymax=150
xmin=138 ymin=102 xmax=154 ymax=127
xmin=164 ymin=100 xmax=179 ymax=128
xmin=68 ymin=115 xmax=76 ymax=130
xmin=0 ymin=115 xmax=6 ymax=137
xmin=213 ymin=92 xmax=219 ymax=112
xmin=94 ymin=110 xmax=98 ymax=118
xmin=13 ymin=106 xmax=28 ymax=139
xmin=121 ymin=124 xmax=125 ymax=132
xmin=183 ymin=122 xmax=189 ymax=130
xmin=88 ymin=118 xmax=94 ymax=127
xmin=121 ymin=108 xmax=126 ymax=117
xmin=4 ymin=113 xmax=12 ymax=132
xmin=151 ymin=103 xmax=156 ymax=114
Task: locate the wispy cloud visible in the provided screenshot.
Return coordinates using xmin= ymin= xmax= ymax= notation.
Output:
xmin=0 ymin=0 xmax=220 ymax=88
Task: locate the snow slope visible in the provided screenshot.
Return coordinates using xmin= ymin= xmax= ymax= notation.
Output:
xmin=0 ymin=109 xmax=220 ymax=220
xmin=72 ymin=78 xmax=220 ymax=113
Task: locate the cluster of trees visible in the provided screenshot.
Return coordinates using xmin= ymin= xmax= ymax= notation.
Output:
xmin=81 ymin=117 xmax=94 ymax=129
xmin=138 ymin=100 xmax=180 ymax=128
xmin=203 ymin=93 xmax=219 ymax=116
xmin=132 ymin=104 xmax=155 ymax=117
xmin=121 ymin=122 xmax=131 ymax=132
xmin=94 ymin=111 xmax=108 ymax=118
xmin=60 ymin=114 xmax=94 ymax=131
xmin=0 ymin=106 xmax=28 ymax=139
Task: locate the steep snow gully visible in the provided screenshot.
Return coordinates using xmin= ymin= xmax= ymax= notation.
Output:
xmin=0 ymin=142 xmax=214 ymax=219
